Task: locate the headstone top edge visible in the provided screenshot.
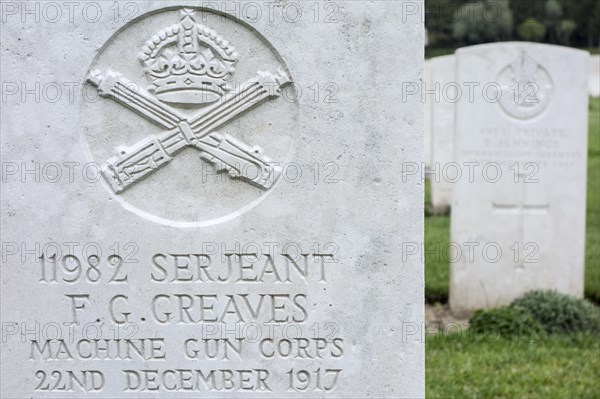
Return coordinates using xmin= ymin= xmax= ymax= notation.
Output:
xmin=456 ymin=42 xmax=590 ymax=58
xmin=430 ymin=54 xmax=456 ymax=65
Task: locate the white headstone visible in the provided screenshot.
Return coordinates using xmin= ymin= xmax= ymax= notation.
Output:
xmin=0 ymin=2 xmax=425 ymax=397
xmin=424 ymin=59 xmax=433 ymax=166
xmin=430 ymin=55 xmax=456 ymax=208
xmin=450 ymin=43 xmax=589 ymax=313
xmin=590 ymin=55 xmax=600 ymax=97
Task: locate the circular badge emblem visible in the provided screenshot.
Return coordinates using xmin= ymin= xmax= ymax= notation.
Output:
xmin=81 ymin=7 xmax=298 ymax=227
xmin=497 ymin=52 xmax=553 ymax=120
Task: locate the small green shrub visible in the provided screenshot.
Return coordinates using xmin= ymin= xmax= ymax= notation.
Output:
xmin=511 ymin=290 xmax=600 ymax=335
xmin=469 ymin=306 xmax=545 ymax=338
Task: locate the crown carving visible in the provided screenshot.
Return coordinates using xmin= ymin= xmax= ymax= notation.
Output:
xmin=509 ymin=51 xmax=539 ymax=82
xmin=138 ymin=9 xmax=239 ymax=105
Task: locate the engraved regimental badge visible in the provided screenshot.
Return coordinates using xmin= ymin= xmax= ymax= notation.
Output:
xmin=497 ymin=51 xmax=553 ymax=120
xmin=82 ymin=8 xmax=297 ymax=226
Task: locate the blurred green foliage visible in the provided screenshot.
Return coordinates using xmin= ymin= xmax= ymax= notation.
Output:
xmin=425 ymin=0 xmax=600 ymax=48
xmin=517 ymin=18 xmax=547 ymax=41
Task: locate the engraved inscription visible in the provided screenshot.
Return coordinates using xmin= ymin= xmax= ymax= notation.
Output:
xmin=492 ymin=174 xmax=549 ymax=268
xmin=20 ymin=243 xmax=345 ymax=394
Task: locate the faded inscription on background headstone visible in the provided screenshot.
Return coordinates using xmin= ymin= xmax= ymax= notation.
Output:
xmin=450 ymin=43 xmax=589 ymax=313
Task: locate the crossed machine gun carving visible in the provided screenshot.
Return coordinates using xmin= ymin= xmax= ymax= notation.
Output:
xmin=87 ymin=69 xmax=291 ymax=193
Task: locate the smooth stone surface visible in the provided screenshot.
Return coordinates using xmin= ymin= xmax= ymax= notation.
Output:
xmin=590 ymin=55 xmax=599 ymax=97
xmin=429 ymin=55 xmax=456 ymax=208
xmin=424 ymin=59 xmax=433 ymax=166
xmin=450 ymin=43 xmax=589 ymax=313
xmin=0 ymin=1 xmax=424 ymax=397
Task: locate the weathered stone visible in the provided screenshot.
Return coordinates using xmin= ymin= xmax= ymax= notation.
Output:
xmin=0 ymin=2 xmax=424 ymax=397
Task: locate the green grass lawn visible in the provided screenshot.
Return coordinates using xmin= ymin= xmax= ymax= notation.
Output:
xmin=424 ymin=213 xmax=451 ymax=303
xmin=587 ymin=98 xmax=600 ymax=303
xmin=427 ymin=333 xmax=600 ymax=398
xmin=425 ymin=97 xmax=600 ymax=304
